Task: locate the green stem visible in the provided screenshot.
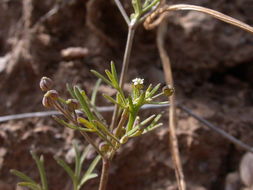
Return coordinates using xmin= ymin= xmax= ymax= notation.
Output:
xmin=74 ymin=181 xmax=78 ymax=190
xmin=110 ymin=21 xmax=137 ymax=131
xmin=98 ymin=159 xmax=110 ymax=190
xmin=126 ymin=111 xmax=137 ymax=131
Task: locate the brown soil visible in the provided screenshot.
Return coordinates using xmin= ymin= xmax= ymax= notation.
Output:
xmin=0 ymin=0 xmax=253 ymax=190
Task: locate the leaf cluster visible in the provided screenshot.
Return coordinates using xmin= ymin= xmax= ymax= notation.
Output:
xmin=131 ymin=0 xmax=160 ymax=20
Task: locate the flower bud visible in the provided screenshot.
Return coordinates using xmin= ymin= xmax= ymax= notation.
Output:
xmin=162 ymin=85 xmax=174 ymax=97
xmin=44 ymin=90 xmax=59 ymax=100
xmin=40 ymin=77 xmax=53 ymax=91
xmin=120 ymin=136 xmax=129 ymax=144
xmin=99 ymin=142 xmax=110 ymax=153
xmin=66 ymin=99 xmax=79 ymax=111
xmin=42 ymin=96 xmax=53 ymax=108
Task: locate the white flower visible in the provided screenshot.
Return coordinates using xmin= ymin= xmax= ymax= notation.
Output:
xmin=132 ymin=78 xmax=144 ymax=86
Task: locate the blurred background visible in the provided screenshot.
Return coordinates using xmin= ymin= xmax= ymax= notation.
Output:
xmin=0 ymin=0 xmax=253 ymax=189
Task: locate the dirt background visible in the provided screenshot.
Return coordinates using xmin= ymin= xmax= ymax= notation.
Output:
xmin=0 ymin=0 xmax=253 ymax=190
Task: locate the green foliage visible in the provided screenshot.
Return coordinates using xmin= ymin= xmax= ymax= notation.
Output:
xmin=11 ymin=144 xmax=100 ymax=190
xmin=131 ymin=0 xmax=160 ymax=20
xmin=11 ymin=151 xmax=48 ymax=190
xmin=55 ymin=142 xmax=101 ymax=190
xmin=45 ymin=62 xmax=173 ymax=160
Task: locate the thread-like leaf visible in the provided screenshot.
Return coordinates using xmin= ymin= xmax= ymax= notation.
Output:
xmin=143 ymin=123 xmax=163 ymax=134
xmin=10 ymin=169 xmax=36 ymax=184
xmin=17 ymin=182 xmax=41 ymax=190
xmin=148 ymin=83 xmax=161 ymax=98
xmin=30 ymin=152 xmax=48 ymax=190
xmin=105 ymin=70 xmax=114 ymax=83
xmin=91 ymin=79 xmax=102 ymax=106
xmin=66 ymin=84 xmax=77 ymax=99
xmin=73 ymin=142 xmax=81 ymax=180
xmin=136 ymin=91 xmax=146 ymax=107
xmin=103 ymin=94 xmax=123 ymax=108
xmin=110 ymin=61 xmax=119 ymax=84
xmin=53 ymin=116 xmax=93 ymax=132
xmin=55 ymin=157 xmax=76 ymax=182
xmin=77 ymin=117 xmax=95 ymax=130
xmin=80 ymin=155 xmax=101 ymax=186
xmin=90 ymin=70 xmax=112 ymax=87
xmin=74 ymin=86 xmax=94 ymax=121
xmin=80 ymin=145 xmax=92 ymax=165
xmin=93 ymin=120 xmax=120 ymax=143
xmin=148 ymin=101 xmax=169 ymax=105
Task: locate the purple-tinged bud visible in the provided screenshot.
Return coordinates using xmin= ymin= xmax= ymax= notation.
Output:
xmin=42 ymin=96 xmax=53 ymax=108
xmin=66 ymin=99 xmax=79 ymax=111
xmin=40 ymin=77 xmax=53 ymax=91
xmin=99 ymin=142 xmax=110 ymax=153
xmin=44 ymin=90 xmax=59 ymax=100
xmin=162 ymin=85 xmax=175 ymax=97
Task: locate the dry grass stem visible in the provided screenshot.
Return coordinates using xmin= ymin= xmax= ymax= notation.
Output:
xmin=144 ymin=4 xmax=253 ymax=34
xmin=156 ymin=17 xmax=186 ymax=190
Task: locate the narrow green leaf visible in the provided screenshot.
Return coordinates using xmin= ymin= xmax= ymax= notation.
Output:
xmin=110 ymin=61 xmax=118 ymax=84
xmin=18 ymin=182 xmax=41 ymax=190
xmin=67 ymin=84 xmax=77 ymax=99
xmin=78 ymin=174 xmax=98 ymax=189
xmin=103 ymin=94 xmax=123 ymax=108
xmin=55 ymin=157 xmax=76 ymax=182
xmin=77 ymin=117 xmax=95 ymax=130
xmin=117 ymin=92 xmax=126 ymax=106
xmin=142 ymin=0 xmax=160 ymax=13
xmin=136 ymin=91 xmax=146 ymax=107
xmin=143 ymin=0 xmax=152 ymax=7
xmin=136 ymin=0 xmax=142 ymax=13
xmin=148 ymin=101 xmax=169 ymax=105
xmin=143 ymin=123 xmax=163 ymax=134
xmin=148 ymin=83 xmax=161 ymax=98
xmin=93 ymin=120 xmax=120 ymax=143
xmin=105 ymin=70 xmax=114 ymax=83
xmin=90 ymin=70 xmax=112 ymax=87
xmin=73 ymin=142 xmax=81 ymax=180
xmin=80 ymin=155 xmax=101 ymax=186
xmin=53 ymin=116 xmax=93 ymax=132
xmin=79 ymin=117 xmax=115 ymax=149
xmin=145 ymin=114 xmax=162 ymax=131
xmin=74 ymin=86 xmax=94 ymax=121
xmin=128 ymin=97 xmax=134 ymax=111
xmin=129 ymin=129 xmax=143 ymax=137
xmin=10 ymin=169 xmax=36 ymax=184
xmin=132 ymin=0 xmax=138 ymax=14
xmin=80 ymin=145 xmax=92 ymax=165
xmin=140 ymin=114 xmax=156 ymax=127
xmin=30 ymin=152 xmax=48 ymax=190
xmin=91 ymin=79 xmax=102 ymax=106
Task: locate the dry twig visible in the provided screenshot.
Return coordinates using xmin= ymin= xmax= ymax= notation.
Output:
xmin=156 ymin=11 xmax=186 ymax=190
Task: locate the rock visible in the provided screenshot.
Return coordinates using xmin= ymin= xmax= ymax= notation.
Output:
xmin=225 ymin=172 xmax=241 ymax=190
xmin=61 ymin=47 xmax=89 ymax=59
xmin=240 ymin=152 xmax=253 ymax=188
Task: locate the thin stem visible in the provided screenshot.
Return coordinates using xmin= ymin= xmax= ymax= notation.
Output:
xmin=98 ymin=159 xmax=110 ymax=190
xmin=157 ymin=16 xmax=186 ymax=190
xmin=114 ymin=0 xmax=130 ymax=25
xmin=80 ymin=131 xmax=104 ymax=158
xmin=119 ymin=23 xmax=137 ymax=88
xmin=110 ymin=22 xmax=137 ymax=131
